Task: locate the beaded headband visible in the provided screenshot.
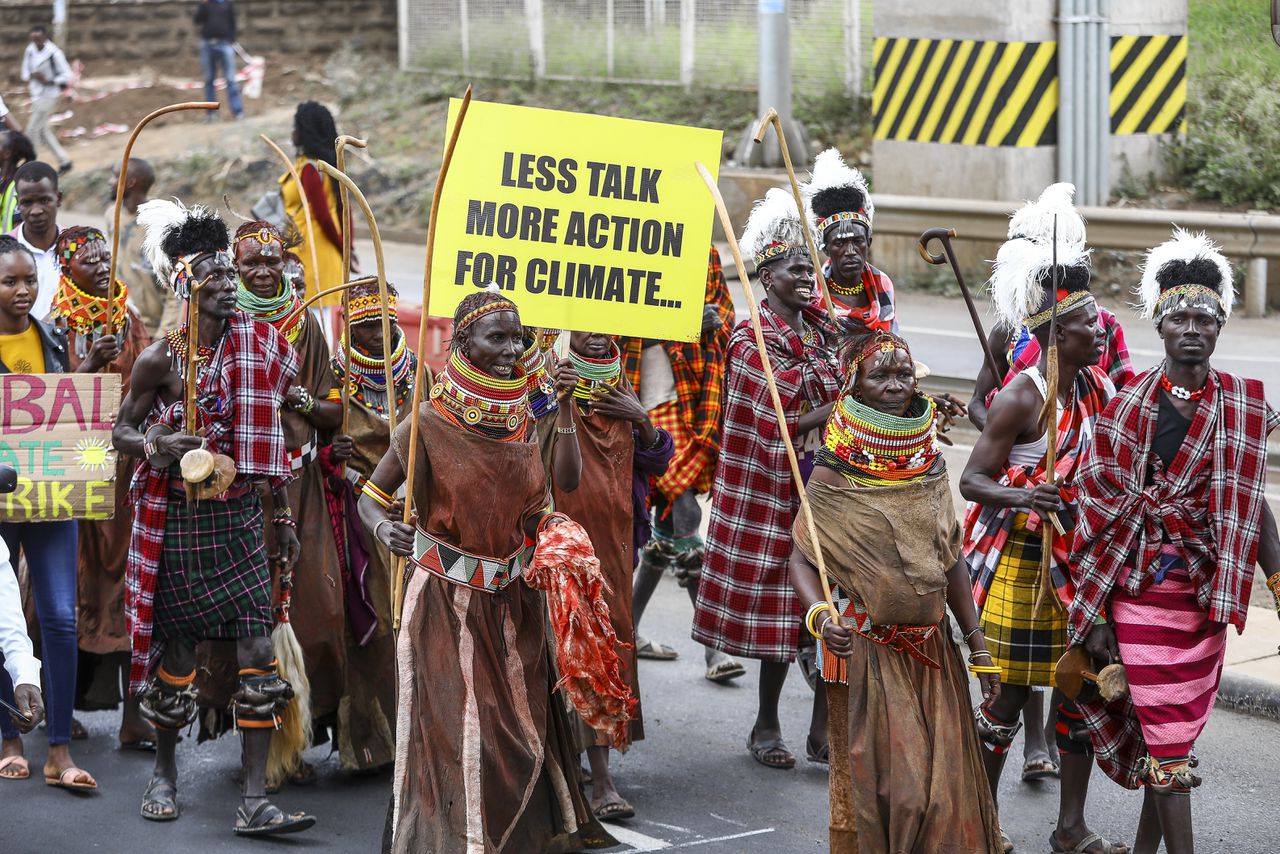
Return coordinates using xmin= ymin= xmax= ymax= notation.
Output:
xmin=1024 ymin=289 xmax=1094 ymax=330
xmin=58 ymin=228 xmax=106 ymax=267
xmin=235 ymin=227 xmax=283 ymax=256
xmin=849 ymin=331 xmax=910 ymax=372
xmin=1153 ymin=283 xmax=1226 ymax=324
xmin=755 ymin=240 xmax=802 ymax=268
xmin=456 ymin=298 xmax=518 ymax=335
xmin=347 ymin=292 xmax=397 ymax=325
xmin=816 ymin=210 xmax=872 ymax=237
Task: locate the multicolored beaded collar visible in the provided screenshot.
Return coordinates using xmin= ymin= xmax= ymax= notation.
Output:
xmin=520 ymin=332 xmax=559 ymax=419
xmin=333 ymin=330 xmax=415 ymax=420
xmin=569 ymin=342 xmax=622 ymax=404
xmin=817 ymin=392 xmax=939 ymax=487
xmin=52 ymin=274 xmax=129 ymax=340
xmin=430 ymin=349 xmax=531 ymax=441
xmin=237 ymin=278 xmax=304 ymax=346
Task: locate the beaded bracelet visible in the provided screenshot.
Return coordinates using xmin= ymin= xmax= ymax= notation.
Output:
xmin=804 ymin=602 xmax=832 ymax=640
xmin=362 ymin=480 xmax=395 ymax=511
xmin=273 ymin=517 xmax=297 ymax=529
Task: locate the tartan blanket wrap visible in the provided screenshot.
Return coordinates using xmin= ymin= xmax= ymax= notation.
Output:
xmin=622 ymin=246 xmax=734 ymax=501
xmin=823 ymin=262 xmax=898 ymax=334
xmin=1067 ymin=367 xmax=1280 ymax=645
xmin=1004 ymin=307 xmax=1135 ymax=394
xmin=965 ymin=365 xmax=1114 ymax=612
xmin=692 ymin=300 xmax=841 ymax=661
xmin=126 ymin=312 xmax=299 ymax=692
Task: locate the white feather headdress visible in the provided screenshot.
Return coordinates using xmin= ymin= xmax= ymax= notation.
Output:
xmin=137 ymin=198 xmax=213 ymax=291
xmin=803 ymin=147 xmax=874 ymax=224
xmin=988 ymin=236 xmax=1091 ymax=328
xmin=1137 ymin=227 xmax=1235 ymax=321
xmin=1007 ymin=182 xmax=1086 ymax=250
xmin=740 ymin=188 xmax=814 ymax=269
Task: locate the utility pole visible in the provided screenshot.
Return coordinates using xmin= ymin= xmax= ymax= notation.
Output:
xmin=737 ymin=0 xmax=809 ymax=166
xmin=53 ymin=0 xmax=67 ymax=44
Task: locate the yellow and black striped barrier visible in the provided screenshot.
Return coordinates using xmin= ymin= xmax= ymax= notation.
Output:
xmin=872 ymin=34 xmax=1187 ymax=147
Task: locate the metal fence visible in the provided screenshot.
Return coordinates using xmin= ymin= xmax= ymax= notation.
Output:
xmin=397 ymin=0 xmax=873 ymax=96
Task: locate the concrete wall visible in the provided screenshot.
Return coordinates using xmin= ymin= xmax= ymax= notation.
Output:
xmin=1 ymin=0 xmax=397 ymax=74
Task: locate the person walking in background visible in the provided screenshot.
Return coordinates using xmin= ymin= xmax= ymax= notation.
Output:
xmin=280 ymin=102 xmax=345 ymax=333
xmin=20 ymin=26 xmax=73 ymax=175
xmin=194 ymin=0 xmax=245 ymax=121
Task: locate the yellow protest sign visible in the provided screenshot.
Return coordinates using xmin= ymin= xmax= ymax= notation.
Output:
xmin=429 ymin=99 xmax=723 ymax=342
xmin=0 ymin=373 xmax=121 ymax=521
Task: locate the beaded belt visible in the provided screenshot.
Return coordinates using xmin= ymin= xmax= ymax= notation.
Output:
xmin=287 ymin=437 xmax=318 ymax=472
xmin=411 ymin=527 xmax=532 ymax=594
xmin=817 ymin=586 xmax=940 ymax=684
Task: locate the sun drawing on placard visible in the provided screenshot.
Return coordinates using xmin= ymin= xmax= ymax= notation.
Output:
xmin=74 ymin=438 xmax=115 ymax=474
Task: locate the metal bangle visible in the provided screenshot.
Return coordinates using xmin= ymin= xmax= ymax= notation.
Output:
xmin=374 ymin=518 xmax=394 ymax=544
xmin=556 ymin=426 xmax=577 ymax=435
xmin=963 ymin=626 xmax=984 ymax=644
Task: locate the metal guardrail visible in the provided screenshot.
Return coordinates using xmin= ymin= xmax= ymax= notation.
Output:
xmin=870 ymin=194 xmax=1278 ymax=316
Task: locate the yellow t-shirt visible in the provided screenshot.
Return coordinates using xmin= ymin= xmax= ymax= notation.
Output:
xmin=0 ymin=325 xmax=45 ymax=374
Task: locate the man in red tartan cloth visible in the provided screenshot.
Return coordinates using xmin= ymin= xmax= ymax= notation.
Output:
xmin=692 ymin=190 xmax=842 ymax=770
xmin=621 ymin=246 xmax=745 ymax=683
xmin=959 ymin=224 xmax=1127 ymax=854
xmin=1069 ymin=229 xmax=1280 ymax=854
xmin=114 ymin=200 xmax=314 ymax=837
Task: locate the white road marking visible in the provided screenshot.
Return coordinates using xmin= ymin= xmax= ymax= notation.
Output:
xmin=645 ymin=820 xmax=695 ymax=834
xmin=667 ymin=829 xmax=777 ymax=850
xmin=604 ymin=824 xmax=672 ymax=850
xmin=707 ymin=812 xmax=748 ymax=828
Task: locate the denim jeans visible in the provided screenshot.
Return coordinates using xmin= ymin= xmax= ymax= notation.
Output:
xmin=199 ymin=39 xmax=244 ymax=117
xmin=0 ymin=520 xmax=78 ymax=744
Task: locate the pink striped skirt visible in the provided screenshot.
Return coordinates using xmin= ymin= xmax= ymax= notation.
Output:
xmin=1112 ymin=558 xmax=1228 ymax=759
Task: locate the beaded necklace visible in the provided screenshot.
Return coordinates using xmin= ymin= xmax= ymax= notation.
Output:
xmin=519 ymin=335 xmax=559 ymax=419
xmin=164 ymin=325 xmax=229 ymax=431
xmin=827 ymin=275 xmax=865 ymax=297
xmin=236 ymin=277 xmax=304 ymax=346
xmin=332 ymin=330 xmax=415 ymax=420
xmin=52 ymin=274 xmax=130 ymax=353
xmin=1160 ymin=373 xmax=1205 ymax=401
xmin=429 ymin=349 xmax=531 ymax=441
xmin=817 ymin=392 xmax=939 ymax=486
xmin=570 ymin=343 xmax=622 ymax=404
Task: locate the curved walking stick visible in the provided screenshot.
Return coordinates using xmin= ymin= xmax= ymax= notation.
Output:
xmin=260 ymin=135 xmax=321 ymax=305
xmin=696 ymin=161 xmax=856 ymax=852
xmin=752 ymin=108 xmax=840 ymax=326
xmin=108 ymin=101 xmax=219 ymax=339
xmin=279 ymin=276 xmax=378 ymax=328
xmin=336 ymin=135 xmax=368 ymax=442
xmin=917 ymin=227 xmax=1003 ymax=385
xmin=395 ymin=85 xmax=473 ymax=630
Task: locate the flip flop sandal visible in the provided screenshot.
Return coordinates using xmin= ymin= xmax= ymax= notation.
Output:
xmin=1021 ymin=757 xmax=1060 ymax=781
xmin=805 ymin=734 xmax=829 ymax=766
xmin=233 ymin=801 xmax=316 ymax=837
xmin=44 ymin=766 xmax=98 ymax=791
xmin=747 ymin=733 xmax=796 ymax=770
xmin=635 ymin=637 xmax=680 ymax=661
xmin=0 ymin=755 xmax=30 ymax=780
xmin=592 ymin=795 xmax=636 ymax=822
xmin=140 ymin=776 xmax=179 ymax=821
xmin=1049 ymin=831 xmax=1130 ymax=854
xmin=705 ymin=658 xmax=746 ymax=684
xmin=70 ymin=717 xmax=89 ymax=740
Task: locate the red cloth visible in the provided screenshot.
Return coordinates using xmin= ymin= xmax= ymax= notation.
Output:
xmin=1068 ymin=368 xmax=1280 ymax=645
xmin=125 ymin=312 xmax=298 ymax=692
xmin=525 ymin=520 xmax=638 ymax=750
xmin=299 ymin=162 xmax=344 ymax=250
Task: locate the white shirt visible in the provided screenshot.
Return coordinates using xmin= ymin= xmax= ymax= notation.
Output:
xmin=21 ymin=41 xmax=70 ymax=100
xmin=0 ymin=539 xmax=41 ymax=690
xmin=0 ymin=94 xmax=8 ymax=120
xmin=9 ymin=225 xmax=59 ymax=322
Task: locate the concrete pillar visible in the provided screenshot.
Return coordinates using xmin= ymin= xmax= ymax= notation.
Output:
xmin=1246 ymin=257 xmax=1268 ymax=318
xmin=737 ymin=0 xmax=809 ymax=167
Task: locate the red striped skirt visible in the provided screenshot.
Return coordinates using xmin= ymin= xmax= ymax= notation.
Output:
xmin=1111 ymin=558 xmax=1228 ymax=759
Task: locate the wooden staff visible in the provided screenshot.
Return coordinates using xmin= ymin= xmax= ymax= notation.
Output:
xmin=1035 ymin=216 xmax=1065 ymax=613
xmin=336 ymin=135 xmax=368 ymax=441
xmin=279 ymin=276 xmax=378 ymax=329
xmin=183 ymin=278 xmax=204 ymax=504
xmin=394 ymin=86 xmax=473 ymax=630
xmin=259 ymin=135 xmax=321 ymax=303
xmin=107 ymin=101 xmax=219 ymax=338
xmin=696 ymin=161 xmax=855 ymax=852
xmin=917 ymin=227 xmax=1003 ymax=385
xmin=752 ymin=108 xmax=840 ymax=325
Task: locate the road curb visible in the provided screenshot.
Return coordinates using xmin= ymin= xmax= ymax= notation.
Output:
xmin=1217 ymin=670 xmax=1280 ymax=721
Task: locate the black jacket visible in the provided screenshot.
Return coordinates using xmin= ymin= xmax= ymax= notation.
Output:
xmin=195 ymin=0 xmax=237 ymax=42
xmin=0 ymin=318 xmax=70 ymax=374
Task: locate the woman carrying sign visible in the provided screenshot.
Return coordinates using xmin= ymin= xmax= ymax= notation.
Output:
xmin=358 ymin=289 xmax=610 ymax=854
xmin=691 ymin=190 xmax=842 ymax=769
xmin=50 ymin=227 xmax=153 ymax=751
xmin=0 ymin=234 xmax=104 ymax=791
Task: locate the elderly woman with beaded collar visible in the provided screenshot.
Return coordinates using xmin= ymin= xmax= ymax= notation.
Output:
xmin=358 ymin=289 xmax=608 ymax=854
xmin=789 ymin=329 xmax=1002 ymax=852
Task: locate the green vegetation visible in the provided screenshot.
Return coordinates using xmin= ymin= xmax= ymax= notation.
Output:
xmin=1175 ymin=0 xmax=1280 ymax=208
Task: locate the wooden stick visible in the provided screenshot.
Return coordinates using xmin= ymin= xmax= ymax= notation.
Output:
xmin=279 ymin=276 xmax=378 ymax=329
xmin=917 ymin=227 xmax=1003 ymax=386
xmin=107 ymin=101 xmax=219 ymax=339
xmin=394 ymin=86 xmax=473 ymax=630
xmin=335 ymin=135 xmax=368 ymax=442
xmin=752 ymin=108 xmax=840 ymax=326
xmin=183 ymin=278 xmax=205 ymax=504
xmin=696 ymin=161 xmax=855 ymax=851
xmin=1035 ymin=216 xmax=1066 ymax=613
xmin=260 ymin=135 xmax=321 ymax=306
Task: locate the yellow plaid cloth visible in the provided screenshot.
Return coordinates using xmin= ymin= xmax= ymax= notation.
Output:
xmin=977 ymin=513 xmax=1066 ymax=687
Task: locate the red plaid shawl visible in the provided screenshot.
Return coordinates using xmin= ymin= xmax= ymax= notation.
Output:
xmin=965 ymin=365 xmax=1114 ymax=612
xmin=1067 ymin=367 xmax=1280 ymax=646
xmin=125 ymin=312 xmax=298 ymax=692
xmin=621 ymin=247 xmax=734 ymax=499
xmin=824 ymin=263 xmax=897 ymax=334
xmin=692 ymin=300 xmax=841 ymax=661
xmin=1004 ymin=307 xmax=1135 ymax=393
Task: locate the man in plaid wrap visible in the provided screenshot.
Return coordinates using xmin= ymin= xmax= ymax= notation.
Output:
xmin=691 ymin=189 xmax=842 ymax=770
xmin=114 ymin=200 xmax=314 ymax=837
xmin=959 ymin=226 xmax=1126 ymax=854
xmin=621 ymin=246 xmax=744 ymax=682
xmin=1068 ymin=230 xmax=1280 ymax=853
